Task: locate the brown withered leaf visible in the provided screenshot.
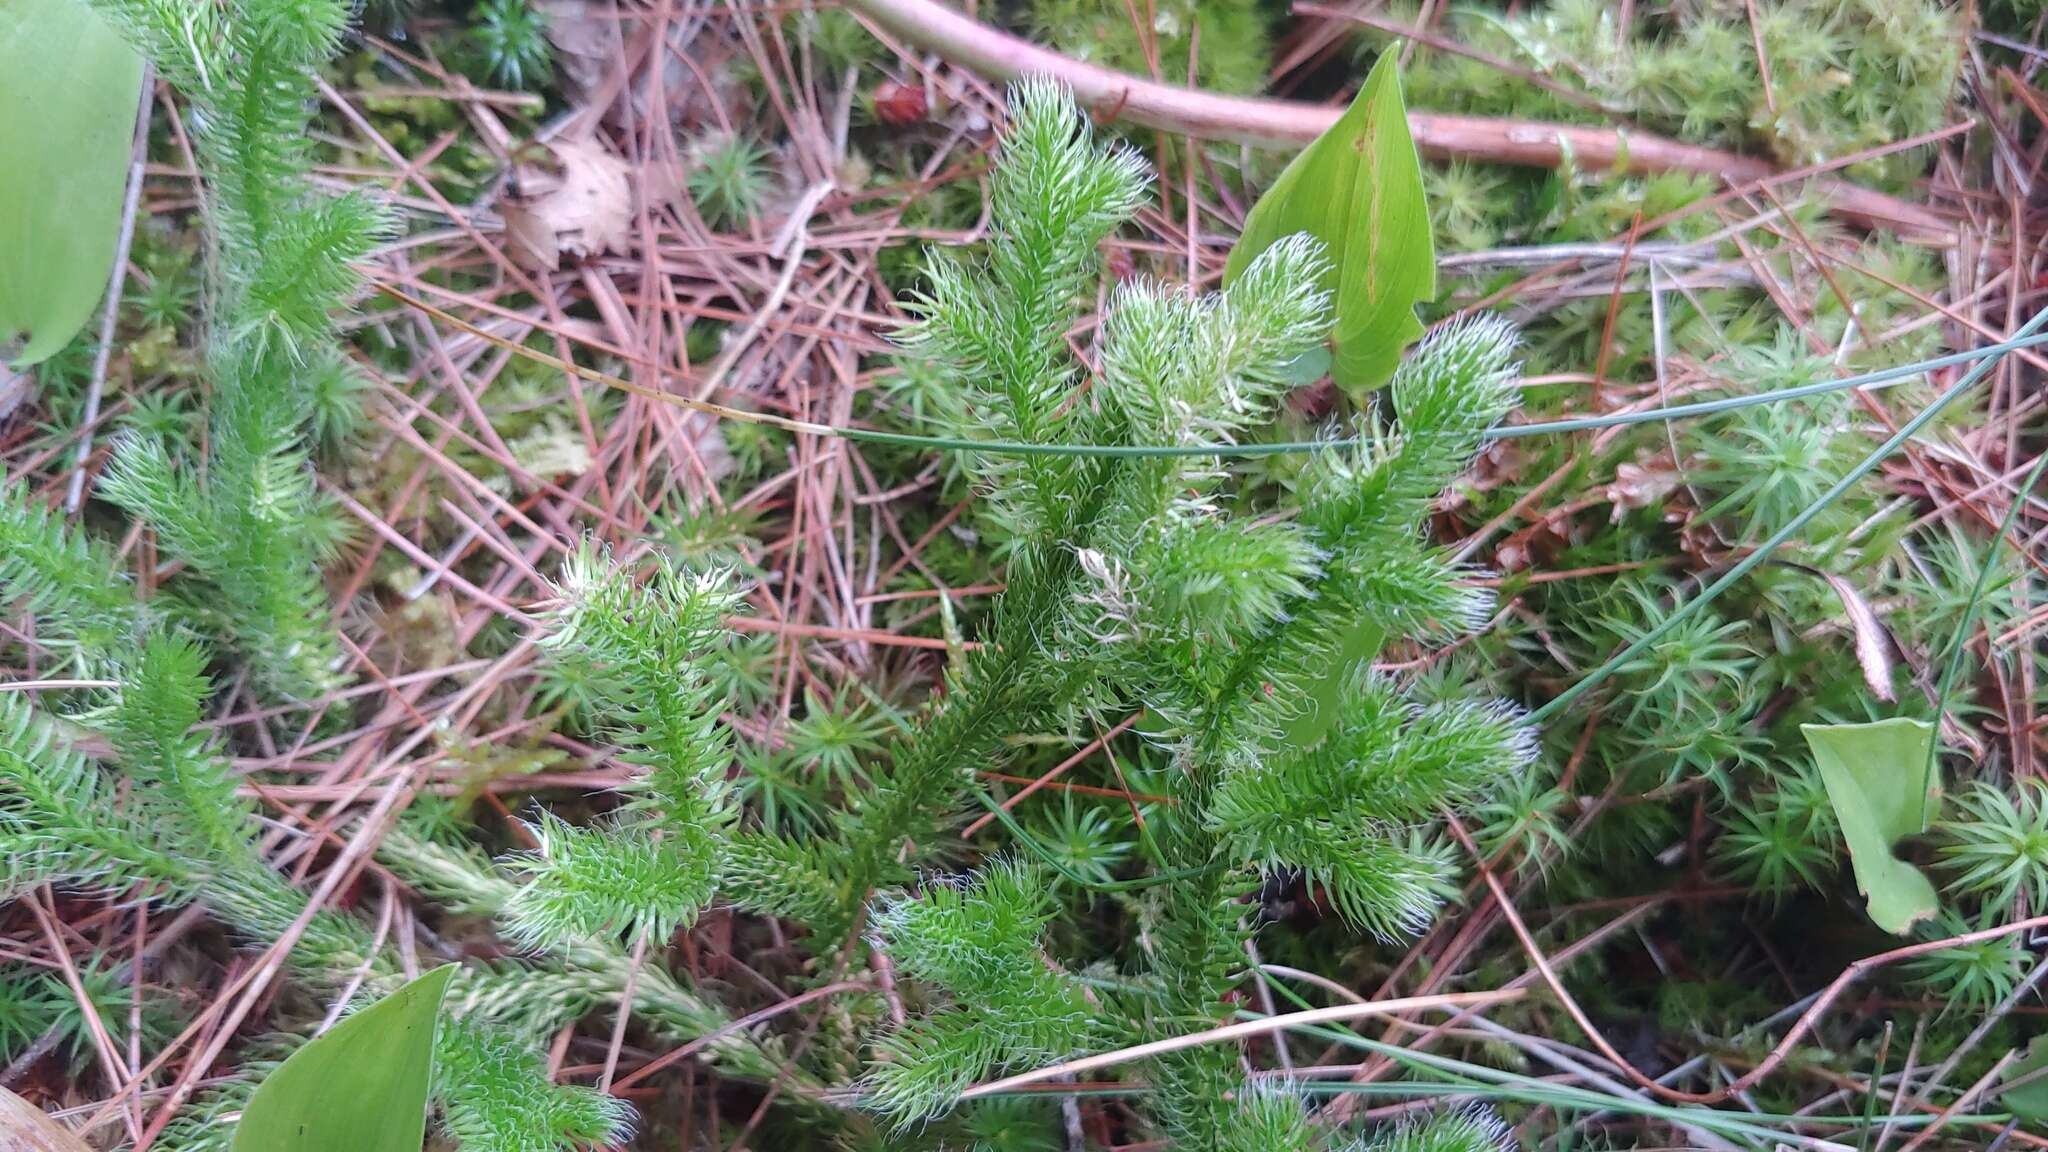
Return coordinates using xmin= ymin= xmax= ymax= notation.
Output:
xmin=535 ymin=0 xmax=618 ymax=103
xmin=1495 ymin=519 xmax=1568 ymax=573
xmin=1605 ymin=459 xmax=1680 ymax=522
xmin=1468 ymin=439 xmax=1530 ymax=497
xmin=501 ymin=138 xmax=633 ymax=271
xmin=0 ymin=1087 xmax=93 ymax=1152
xmin=1781 ymin=561 xmax=1898 ymax=702
xmin=500 ymin=199 xmax=559 ymax=271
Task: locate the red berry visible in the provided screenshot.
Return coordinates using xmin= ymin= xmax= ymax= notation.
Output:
xmin=874 ymin=80 xmax=928 ymax=126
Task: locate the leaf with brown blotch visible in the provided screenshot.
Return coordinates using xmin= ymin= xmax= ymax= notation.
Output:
xmin=1223 ymin=52 xmax=1433 ymax=396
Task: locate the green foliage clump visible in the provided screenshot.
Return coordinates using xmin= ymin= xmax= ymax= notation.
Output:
xmin=1579 ymin=579 xmax=1768 ymax=791
xmin=1714 ymin=761 xmax=1840 ymax=902
xmin=1393 ymin=0 xmax=1961 ymax=185
xmin=1692 ymin=340 xmax=1860 ymax=543
xmin=687 ymin=134 xmax=774 ymax=232
xmin=471 ymin=0 xmax=554 ymax=90
xmin=1905 ymin=911 xmax=2030 ymax=1013
xmin=0 ymin=957 xmax=178 ymax=1074
xmin=1026 ymin=0 xmax=1275 ymax=96
xmin=1939 ymin=780 xmax=2048 ymax=912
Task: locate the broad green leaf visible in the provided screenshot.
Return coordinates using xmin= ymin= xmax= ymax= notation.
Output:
xmin=1223 ymin=52 xmax=1434 ymax=396
xmin=2000 ymin=1036 xmax=2048 ymax=1122
xmin=1799 ymin=719 xmax=1941 ymax=935
xmin=232 ymin=965 xmax=455 ymax=1152
xmin=0 ymin=0 xmax=144 ymax=368
xmin=1278 ymin=618 xmax=1386 ymax=752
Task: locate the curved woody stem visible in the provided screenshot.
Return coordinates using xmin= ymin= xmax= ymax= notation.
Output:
xmin=841 ymin=0 xmax=1954 ymax=239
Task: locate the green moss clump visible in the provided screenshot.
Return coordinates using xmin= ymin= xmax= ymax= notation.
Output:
xmin=1027 ymin=0 xmax=1276 ymax=95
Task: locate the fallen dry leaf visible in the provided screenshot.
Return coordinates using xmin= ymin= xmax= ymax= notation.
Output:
xmin=1495 ymin=519 xmax=1568 ymax=573
xmin=873 ymin=80 xmax=929 ymax=126
xmin=501 ymin=138 xmax=633 ymax=271
xmin=1605 ymin=459 xmax=1680 ymax=521
xmin=535 ymin=0 xmax=618 ymax=104
xmin=500 ymin=199 xmax=560 ymax=271
xmin=1467 ymin=439 xmax=1530 ymax=496
xmin=1783 ymin=562 xmax=1898 ymax=702
xmin=0 ymin=1086 xmax=93 ymax=1152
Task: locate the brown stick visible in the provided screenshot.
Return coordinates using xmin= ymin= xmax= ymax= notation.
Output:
xmin=842 ymin=0 xmax=1954 ymax=241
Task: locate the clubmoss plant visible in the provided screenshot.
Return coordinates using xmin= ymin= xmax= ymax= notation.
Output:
xmin=500 ymin=80 xmax=1532 ymax=1150
xmin=862 ymin=300 xmax=1533 ymax=1147
xmin=0 ymin=631 xmax=636 ymax=1151
xmin=86 ymin=0 xmax=385 ymax=701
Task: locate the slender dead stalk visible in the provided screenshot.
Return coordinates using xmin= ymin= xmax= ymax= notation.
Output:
xmin=66 ymin=65 xmax=156 ymax=514
xmin=954 ymin=988 xmax=1526 ymax=1100
xmin=840 ymin=0 xmax=1951 ymax=239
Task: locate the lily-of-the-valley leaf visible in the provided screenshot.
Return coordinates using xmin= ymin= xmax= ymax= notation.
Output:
xmin=1799 ymin=718 xmax=1942 ymax=935
xmin=2001 ymin=1035 xmax=2048 ymax=1123
xmin=231 ymin=965 xmax=456 ymax=1152
xmin=1223 ymin=51 xmax=1434 ymax=396
xmin=0 ymin=0 xmax=143 ymax=367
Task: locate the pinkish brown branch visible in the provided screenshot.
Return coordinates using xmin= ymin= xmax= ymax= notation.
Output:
xmin=842 ymin=0 xmax=1954 ymax=240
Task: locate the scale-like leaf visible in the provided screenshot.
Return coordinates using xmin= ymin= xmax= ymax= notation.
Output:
xmin=232 ymin=965 xmax=455 ymax=1152
xmin=1799 ymin=719 xmax=1941 ymax=935
xmin=0 ymin=0 xmax=144 ymax=367
xmin=1224 ymin=52 xmax=1434 ymax=395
